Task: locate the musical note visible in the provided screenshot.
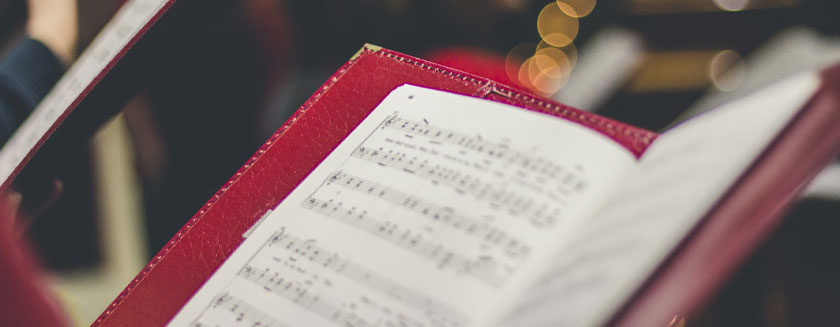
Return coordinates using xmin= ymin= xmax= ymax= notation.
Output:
xmin=169 ymin=86 xmax=619 ymax=327
xmin=325 ymin=171 xmax=531 ymax=259
xmin=238 ymin=264 xmax=371 ymax=327
xmin=237 ymin=261 xmax=437 ymax=327
xmin=192 ymin=293 xmax=288 ymax=327
xmin=302 ymin=197 xmax=508 ymax=287
xmin=265 ymin=231 xmax=469 ymax=327
xmin=351 ymin=146 xmax=562 ymax=226
xmin=383 ymin=117 xmax=577 ymax=180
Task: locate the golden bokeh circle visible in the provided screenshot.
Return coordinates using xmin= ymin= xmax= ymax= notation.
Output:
xmin=537 ymin=40 xmax=578 ymax=67
xmin=555 ymin=0 xmax=596 ymax=18
xmin=532 ymin=66 xmax=568 ymax=94
xmin=709 ymin=49 xmax=745 ymax=91
xmin=537 ymin=2 xmax=579 ymax=47
xmin=712 ymin=0 xmax=750 ymax=11
xmin=517 ymin=56 xmax=537 ymax=89
xmin=506 ymin=42 xmax=538 ymax=83
xmin=518 ymin=54 xmax=569 ymax=95
xmin=534 ymin=47 xmax=572 ymax=79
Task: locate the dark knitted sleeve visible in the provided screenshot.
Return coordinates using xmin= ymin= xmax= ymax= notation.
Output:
xmin=0 ymin=37 xmax=66 ymax=145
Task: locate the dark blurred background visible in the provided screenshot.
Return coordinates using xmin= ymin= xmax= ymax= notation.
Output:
xmin=2 ymin=0 xmax=840 ymax=325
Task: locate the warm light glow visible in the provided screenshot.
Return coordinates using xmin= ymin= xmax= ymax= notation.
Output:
xmin=496 ymin=0 xmax=529 ymax=12
xmin=517 ymin=56 xmax=537 ymax=89
xmin=518 ymin=54 xmax=568 ymax=96
xmin=556 ymin=0 xmax=596 ymax=17
xmin=627 ymin=49 xmax=748 ymax=93
xmin=712 ymin=0 xmax=750 ymax=11
xmin=709 ymin=49 xmax=745 ymax=91
xmin=532 ymin=70 xmax=568 ymax=94
xmin=506 ymin=42 xmax=537 ymax=83
xmin=534 ymin=47 xmax=572 ymax=79
xmin=538 ymin=40 xmax=578 ymax=67
xmin=627 ymin=50 xmax=720 ymax=93
xmin=537 ymin=2 xmax=579 ymax=47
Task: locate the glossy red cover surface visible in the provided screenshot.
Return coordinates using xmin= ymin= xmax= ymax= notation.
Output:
xmin=91 ymin=46 xmax=656 ymax=326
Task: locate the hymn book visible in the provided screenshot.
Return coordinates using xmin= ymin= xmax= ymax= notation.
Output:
xmin=0 ymin=0 xmax=835 ymax=324
xmin=42 ymin=41 xmax=830 ymax=326
xmin=164 ymin=69 xmax=824 ymax=326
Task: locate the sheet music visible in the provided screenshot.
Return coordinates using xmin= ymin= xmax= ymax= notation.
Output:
xmin=169 ymin=85 xmax=637 ymax=326
xmin=499 ymin=72 xmax=820 ymax=326
xmin=0 ymin=0 xmax=171 ymax=188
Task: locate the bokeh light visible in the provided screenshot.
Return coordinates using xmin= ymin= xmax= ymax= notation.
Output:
xmin=537 ymin=2 xmax=579 ymax=47
xmin=506 ymin=42 xmax=538 ymax=84
xmin=509 ymin=0 xmax=594 ymax=94
xmin=522 ymin=56 xmax=563 ymax=95
xmin=555 ymin=0 xmax=597 ymax=18
xmin=517 ymin=56 xmax=537 ymax=89
xmin=534 ymin=47 xmax=572 ymax=79
xmin=538 ymin=40 xmax=578 ymax=67
xmin=709 ymin=49 xmax=745 ymax=91
xmin=514 ymin=50 xmax=571 ymax=96
xmin=713 ymin=0 xmax=750 ymax=11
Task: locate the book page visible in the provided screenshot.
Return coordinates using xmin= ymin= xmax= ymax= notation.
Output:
xmin=499 ymin=72 xmax=820 ymax=326
xmin=168 ymin=85 xmax=637 ymax=327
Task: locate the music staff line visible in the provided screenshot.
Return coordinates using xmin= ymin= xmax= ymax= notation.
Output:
xmin=351 ymin=146 xmax=561 ymax=227
xmin=327 ymin=171 xmax=531 ymax=259
xmin=192 ymin=293 xmax=287 ymax=327
xmin=265 ymin=231 xmax=469 ymax=326
xmin=302 ymin=197 xmax=508 ymax=287
xmin=238 ymin=264 xmax=370 ymax=327
xmin=383 ymin=116 xmax=574 ymax=181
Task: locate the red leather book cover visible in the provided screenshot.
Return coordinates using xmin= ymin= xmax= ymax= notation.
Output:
xmin=91 ymin=45 xmax=656 ymax=326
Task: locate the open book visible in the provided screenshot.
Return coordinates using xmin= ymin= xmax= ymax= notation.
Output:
xmin=160 ymin=69 xmax=831 ymax=326
xmin=0 ymin=0 xmax=836 ymax=325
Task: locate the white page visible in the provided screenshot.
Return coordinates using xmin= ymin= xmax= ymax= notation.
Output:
xmin=168 ymin=85 xmax=637 ymax=327
xmin=500 ymin=72 xmax=820 ymax=326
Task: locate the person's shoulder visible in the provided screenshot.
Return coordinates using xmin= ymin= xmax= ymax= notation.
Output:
xmin=0 ymin=36 xmax=65 ymax=113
